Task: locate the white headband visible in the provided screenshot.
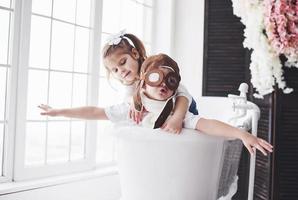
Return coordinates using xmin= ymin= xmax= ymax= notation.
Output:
xmin=105 ymin=29 xmax=135 ymax=47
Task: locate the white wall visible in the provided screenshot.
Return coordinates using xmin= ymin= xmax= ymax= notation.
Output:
xmin=172 ymin=0 xmax=205 ymax=99
xmin=151 ymin=0 xmax=175 ymax=55
xmin=152 ymin=0 xmax=205 ymax=99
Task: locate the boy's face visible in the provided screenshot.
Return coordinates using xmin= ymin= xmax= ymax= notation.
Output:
xmin=143 ymin=67 xmax=175 ymax=101
xmin=104 ymin=49 xmax=139 ymax=85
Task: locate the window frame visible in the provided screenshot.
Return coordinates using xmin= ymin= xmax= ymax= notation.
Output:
xmin=11 ymin=0 xmax=103 ymax=181
xmin=0 ymin=0 xmax=20 ymax=183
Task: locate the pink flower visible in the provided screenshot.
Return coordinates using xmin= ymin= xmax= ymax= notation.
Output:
xmin=264 ymin=0 xmax=298 ymax=58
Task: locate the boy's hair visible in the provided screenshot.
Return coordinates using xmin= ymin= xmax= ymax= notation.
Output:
xmin=102 ymin=33 xmax=147 ymax=74
xmin=133 ymin=53 xmax=181 ymax=111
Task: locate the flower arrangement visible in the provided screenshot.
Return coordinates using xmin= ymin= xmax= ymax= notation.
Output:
xmin=231 ymin=0 xmax=298 ymax=98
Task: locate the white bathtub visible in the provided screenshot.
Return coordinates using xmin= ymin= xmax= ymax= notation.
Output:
xmin=113 ymin=97 xmax=252 ymax=200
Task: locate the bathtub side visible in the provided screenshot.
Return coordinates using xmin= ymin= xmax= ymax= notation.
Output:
xmin=115 ymin=127 xmax=226 ymax=200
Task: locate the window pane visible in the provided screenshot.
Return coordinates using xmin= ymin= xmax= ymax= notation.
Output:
xmin=51 ymin=20 xmax=74 ymax=71
xmin=96 ymin=121 xmax=115 ymax=163
xmin=70 ymin=121 xmax=85 ymax=160
xmin=136 ymin=0 xmax=153 ymax=6
xmin=144 ymin=7 xmax=152 ymax=43
xmin=32 ymin=0 xmax=52 ymax=16
xmin=53 ymin=0 xmax=76 ymax=23
xmin=76 ymin=0 xmax=91 ymax=27
xmin=29 ymin=15 xmax=51 ymax=69
xmin=0 ymin=123 xmax=3 ymax=175
xmin=99 ymin=33 xmax=109 ymax=77
xmin=98 ymin=78 xmax=123 ymax=107
xmin=135 ymin=3 xmax=144 ymax=39
xmin=49 ymin=71 xmax=72 ymax=109
xmin=120 ymin=0 xmax=137 ymax=33
xmin=74 ymin=27 xmax=89 ymax=73
xmin=0 ymin=0 xmax=10 ymax=8
xmin=145 ymin=43 xmax=151 ymax=55
xmin=0 ymin=10 xmax=10 ymax=64
xmin=0 ymin=67 xmax=7 ymax=121
xmin=26 ymin=69 xmax=48 ymax=120
xmin=25 ymin=122 xmax=46 ymax=166
xmin=47 ymin=121 xmax=70 ymax=163
xmin=72 ymin=74 xmax=87 ymax=107
xmin=99 ymin=0 xmax=153 ymax=165
xmin=102 ymin=0 xmax=121 ymax=33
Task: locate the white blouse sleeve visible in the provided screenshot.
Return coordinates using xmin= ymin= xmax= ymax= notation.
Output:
xmin=104 ymin=102 xmax=130 ymax=123
xmin=176 ymin=84 xmax=192 ymax=107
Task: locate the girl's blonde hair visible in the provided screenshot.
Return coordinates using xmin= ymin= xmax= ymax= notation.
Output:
xmin=102 ymin=33 xmax=147 ymax=83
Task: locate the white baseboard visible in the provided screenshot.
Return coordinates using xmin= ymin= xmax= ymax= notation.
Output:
xmin=0 ymin=169 xmax=121 ymax=200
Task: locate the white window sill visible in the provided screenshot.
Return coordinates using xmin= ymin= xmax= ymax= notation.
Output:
xmin=0 ymin=165 xmax=118 ymax=195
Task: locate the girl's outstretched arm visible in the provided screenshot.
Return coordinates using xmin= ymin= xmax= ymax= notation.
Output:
xmin=38 ymin=104 xmax=109 ymax=120
xmin=162 ymin=96 xmax=188 ymax=134
xmin=196 ymin=118 xmax=273 ymax=155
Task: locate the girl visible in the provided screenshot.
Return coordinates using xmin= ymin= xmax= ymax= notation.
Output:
xmin=101 ymin=30 xmax=198 ymax=133
xmin=38 ymin=53 xmax=273 ymax=156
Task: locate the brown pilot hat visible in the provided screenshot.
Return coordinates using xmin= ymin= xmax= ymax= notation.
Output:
xmin=133 ymin=54 xmax=181 ymax=112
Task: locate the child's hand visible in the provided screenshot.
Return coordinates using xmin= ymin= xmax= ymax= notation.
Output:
xmin=129 ymin=108 xmax=143 ymax=124
xmin=241 ymin=133 xmax=273 ymax=156
xmin=129 ymin=102 xmax=147 ymax=124
xmin=38 ymin=104 xmax=59 ymax=116
xmin=129 ymin=98 xmax=145 ymax=124
xmin=161 ymin=116 xmax=183 ymax=134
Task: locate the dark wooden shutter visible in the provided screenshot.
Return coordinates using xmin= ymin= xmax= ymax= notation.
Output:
xmin=204 ymin=1 xmax=298 ymax=200
xmin=203 ymin=0 xmax=248 ymax=97
xmin=272 ymin=67 xmax=298 ymax=200
xmin=203 ymin=0 xmax=250 ymax=198
xmin=253 ymin=96 xmax=273 ymax=200
xmin=203 ymin=0 xmax=273 ymax=199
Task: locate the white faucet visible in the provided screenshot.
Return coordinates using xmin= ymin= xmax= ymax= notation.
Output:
xmin=228 ymin=83 xmax=249 ymax=128
xmin=228 ymin=83 xmax=260 ymax=200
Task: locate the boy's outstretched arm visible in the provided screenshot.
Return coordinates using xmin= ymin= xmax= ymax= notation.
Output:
xmin=162 ymin=96 xmax=188 ymax=134
xmin=196 ymin=118 xmax=273 ymax=155
xmin=38 ymin=104 xmax=109 ymax=120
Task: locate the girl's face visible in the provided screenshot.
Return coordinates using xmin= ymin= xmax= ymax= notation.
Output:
xmin=104 ymin=49 xmax=139 ymax=85
xmin=143 ymin=68 xmax=174 ymax=101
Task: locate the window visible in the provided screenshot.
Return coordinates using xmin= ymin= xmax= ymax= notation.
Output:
xmin=0 ymin=0 xmax=154 ymax=182
xmin=0 ymin=0 xmax=13 ymax=181
xmin=97 ymin=0 xmax=153 ymax=163
xmin=12 ymin=0 xmax=97 ymax=181
xmin=26 ymin=0 xmax=91 ymax=165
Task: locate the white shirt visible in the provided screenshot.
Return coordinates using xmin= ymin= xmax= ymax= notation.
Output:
xmin=104 ymin=92 xmax=201 ymax=129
